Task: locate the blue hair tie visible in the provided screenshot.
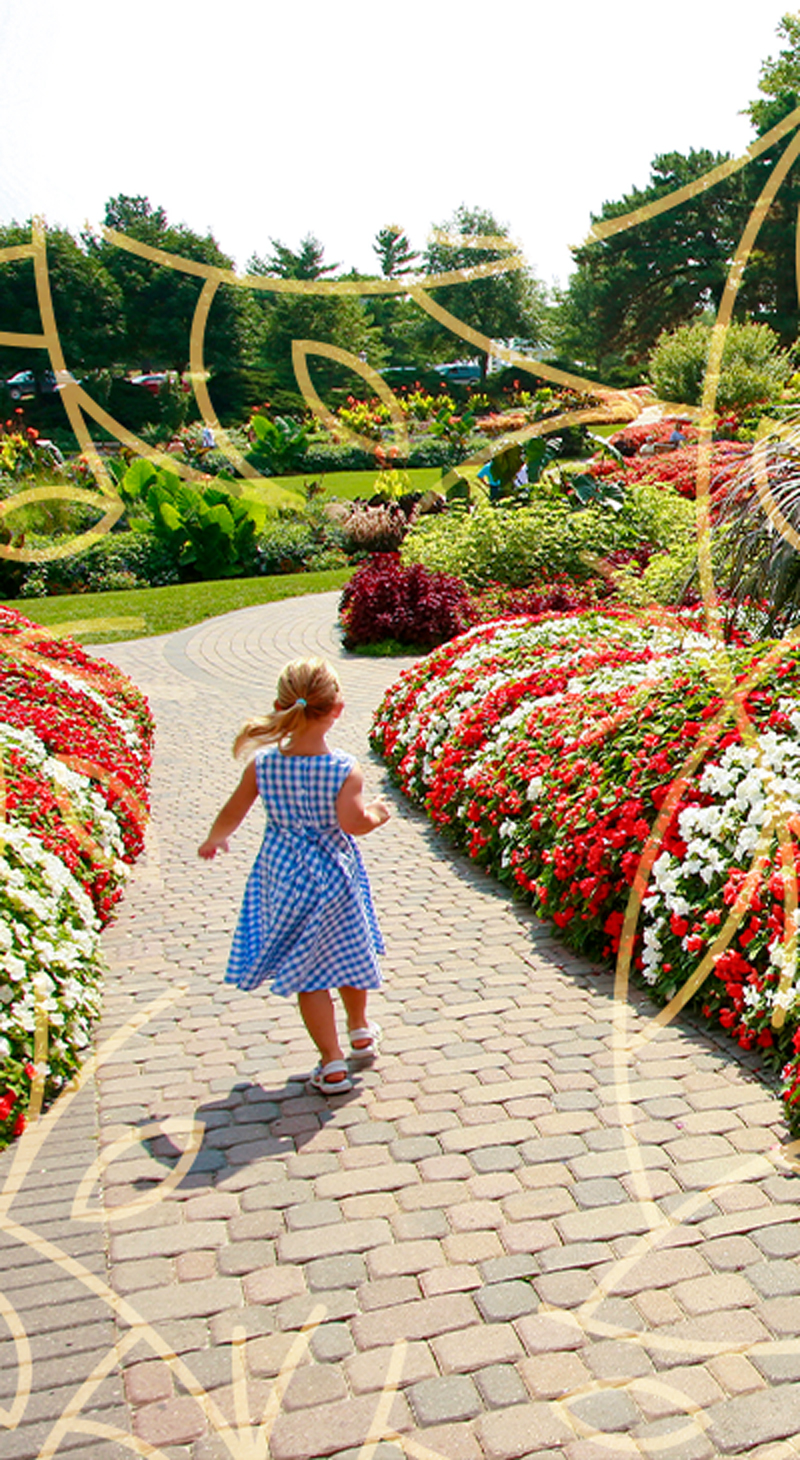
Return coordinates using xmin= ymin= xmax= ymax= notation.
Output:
xmin=295 ymin=697 xmax=307 ymax=708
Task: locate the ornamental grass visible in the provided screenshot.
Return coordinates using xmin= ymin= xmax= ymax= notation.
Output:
xmin=0 ymin=608 xmax=153 ymax=1146
xmin=371 ymin=608 xmax=800 ymax=1130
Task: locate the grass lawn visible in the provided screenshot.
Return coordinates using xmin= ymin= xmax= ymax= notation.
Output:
xmin=272 ymin=467 xmax=446 ymax=501
xmin=3 ymin=567 xmax=354 ymax=645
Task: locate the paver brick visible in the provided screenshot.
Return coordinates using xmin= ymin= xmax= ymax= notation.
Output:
xmin=242 ymin=1265 xmax=306 ymax=1304
xmin=247 ymin=1331 xmax=313 ymax=1377
xmin=269 ymin=1390 xmax=412 ymax=1459
xmin=432 ymin=1322 xmax=525 ymax=1373
xmin=279 ymin=1218 xmax=393 ymax=1263
xmin=358 ymin=1276 xmax=420 ymax=1310
xmin=133 ymin=1395 xmax=207 ymax=1446
xmin=448 ymin=1200 xmax=505 ymax=1232
xmin=421 ymin=1264 xmax=482 ymax=1296
xmin=282 ymin=1362 xmax=349 ymax=1410
xmin=556 ymin=1203 xmax=657 ymax=1242
xmin=129 ymin=1277 xmax=242 ymax=1323
xmin=315 ymin=1162 xmax=419 ymax=1199
xmin=305 ymin=1255 xmax=367 ymax=1291
xmin=477 ymin=1399 xmax=572 ymax=1458
xmin=218 ymin=1239 xmax=276 ymax=1275
xmin=672 ymin=1271 xmax=758 ymax=1315
xmin=443 ymin=1230 xmax=505 ymax=1264
xmin=474 ymin=1280 xmax=538 ymax=1323
xmin=440 ymin=1119 xmax=531 ymax=1152
xmin=474 ymin=1363 xmax=529 ymax=1410
xmin=707 ymin=1352 xmax=766 ymax=1395
xmin=368 ymin=1239 xmax=444 ymax=1279
xmin=408 ymin=1374 xmax=482 ymax=1425
xmin=110 ymin=1221 xmax=227 ymax=1261
xmin=123 ymin=1360 xmax=173 ymax=1406
xmin=707 ymin=1383 xmax=800 ymax=1452
xmin=284 ymin=1200 xmax=342 ymax=1230
xmin=352 ymin=1292 xmax=477 ymax=1348
xmin=175 ymin=1249 xmax=217 ymax=1282
xmin=652 ymin=1310 xmax=771 ymax=1367
xmin=346 ymin=1339 xmax=438 ymax=1394
xmin=519 ymin=1349 xmax=593 ymax=1399
xmin=397 ymin=1180 xmax=470 ymax=1211
xmin=516 ymin=1312 xmax=584 ymax=1354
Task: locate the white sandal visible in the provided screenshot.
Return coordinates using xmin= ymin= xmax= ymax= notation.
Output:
xmin=307 ymin=1060 xmax=353 ymax=1096
xmin=349 ymin=1022 xmax=382 ymax=1062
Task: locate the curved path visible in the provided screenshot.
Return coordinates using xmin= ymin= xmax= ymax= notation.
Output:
xmin=3 ymin=591 xmax=800 ymax=1460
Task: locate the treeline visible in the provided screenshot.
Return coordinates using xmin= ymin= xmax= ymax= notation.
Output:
xmin=0 ymin=200 xmax=547 ymax=419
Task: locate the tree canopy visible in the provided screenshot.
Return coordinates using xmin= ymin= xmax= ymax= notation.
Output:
xmin=421 ymin=205 xmax=548 ymax=376
xmin=0 ymin=223 xmax=125 ymax=378
xmin=88 ymin=194 xmax=257 ymax=375
xmin=552 ymin=12 xmax=800 ymax=375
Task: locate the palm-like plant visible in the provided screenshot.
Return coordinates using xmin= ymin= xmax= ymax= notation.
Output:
xmin=714 ymin=423 xmax=800 ymax=635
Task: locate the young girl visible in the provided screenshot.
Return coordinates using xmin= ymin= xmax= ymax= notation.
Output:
xmin=198 ymin=657 xmax=390 ymax=1094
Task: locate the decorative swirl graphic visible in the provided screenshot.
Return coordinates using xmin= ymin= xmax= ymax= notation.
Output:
xmin=6 ymin=97 xmax=800 ymax=1458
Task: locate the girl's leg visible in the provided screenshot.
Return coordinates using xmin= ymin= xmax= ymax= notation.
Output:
xmin=297 ymin=990 xmax=347 ymax=1081
xmin=339 ymin=986 xmax=372 ymax=1050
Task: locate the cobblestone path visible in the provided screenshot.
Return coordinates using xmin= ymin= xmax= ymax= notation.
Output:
xmin=3 ymin=591 xmax=800 ymax=1460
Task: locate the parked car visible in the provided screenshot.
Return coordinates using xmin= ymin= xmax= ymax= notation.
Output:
xmin=130 ymin=373 xmax=168 ymax=395
xmin=5 ymin=369 xmax=60 ymax=400
xmin=434 ymin=361 xmax=482 ymax=385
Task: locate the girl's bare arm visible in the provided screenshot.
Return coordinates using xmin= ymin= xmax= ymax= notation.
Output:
xmin=336 ymin=765 xmax=391 ymax=836
xmin=198 ymin=760 xmax=258 ymax=859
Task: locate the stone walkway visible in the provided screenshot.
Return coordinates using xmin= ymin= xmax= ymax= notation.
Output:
xmin=3 ymin=590 xmax=800 ymax=1460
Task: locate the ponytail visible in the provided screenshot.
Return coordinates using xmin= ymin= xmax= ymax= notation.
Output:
xmin=232 ymin=658 xmax=340 ymax=758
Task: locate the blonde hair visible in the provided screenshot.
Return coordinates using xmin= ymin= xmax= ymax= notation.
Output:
xmin=233 ymin=657 xmax=341 ymax=758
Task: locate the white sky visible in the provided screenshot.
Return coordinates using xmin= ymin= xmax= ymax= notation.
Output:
xmin=0 ymin=0 xmax=795 ymax=291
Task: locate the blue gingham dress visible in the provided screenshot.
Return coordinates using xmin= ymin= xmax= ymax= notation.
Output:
xmin=225 ymin=746 xmax=384 ymax=995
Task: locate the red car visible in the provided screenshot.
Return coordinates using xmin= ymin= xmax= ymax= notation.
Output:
xmin=130 ymin=373 xmax=167 ymax=395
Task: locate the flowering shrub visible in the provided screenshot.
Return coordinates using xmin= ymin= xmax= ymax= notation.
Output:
xmin=0 ymin=418 xmax=47 ymax=483
xmin=371 ymin=609 xmax=800 ymax=1130
xmin=469 ymin=577 xmax=604 ymax=620
xmin=337 ymin=396 xmax=391 ymax=440
xmin=0 ymin=608 xmax=153 ymax=1147
xmin=610 ymin=419 xmax=699 ymax=455
xmin=610 ymin=443 xmax=751 ymax=502
xmin=339 ymin=554 xmax=474 ymax=649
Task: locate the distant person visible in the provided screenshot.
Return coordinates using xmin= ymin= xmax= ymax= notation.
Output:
xmin=201 ymin=424 xmax=215 ymax=450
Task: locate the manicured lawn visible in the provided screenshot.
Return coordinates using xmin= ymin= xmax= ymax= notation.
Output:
xmin=272 ymin=467 xmax=446 ymax=500
xmin=4 ymin=567 xmax=354 ymax=644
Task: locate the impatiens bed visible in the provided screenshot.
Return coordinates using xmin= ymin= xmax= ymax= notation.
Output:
xmin=0 ymin=608 xmax=153 ymax=1146
xmin=371 ymin=608 xmax=800 ymax=1130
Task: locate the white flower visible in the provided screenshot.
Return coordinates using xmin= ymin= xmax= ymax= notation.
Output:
xmin=4 ymin=955 xmax=26 ymax=982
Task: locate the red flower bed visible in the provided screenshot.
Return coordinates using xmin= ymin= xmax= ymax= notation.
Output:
xmin=0 ymin=608 xmax=153 ymax=1146
xmin=591 ymin=442 xmax=750 ymax=501
xmin=372 ymin=609 xmax=800 ymax=1132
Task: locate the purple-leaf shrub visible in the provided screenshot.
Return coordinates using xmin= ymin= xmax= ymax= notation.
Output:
xmin=340 ymin=554 xmax=474 ymax=649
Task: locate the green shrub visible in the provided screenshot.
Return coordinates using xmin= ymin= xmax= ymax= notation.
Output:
xmin=16 ymin=531 xmax=180 ymax=597
xmin=247 ymin=414 xmax=310 ymax=475
xmin=401 ymin=482 xmax=695 ymax=593
xmin=252 ymin=519 xmax=320 ymax=574
xmin=648 ymin=320 xmax=792 ymax=414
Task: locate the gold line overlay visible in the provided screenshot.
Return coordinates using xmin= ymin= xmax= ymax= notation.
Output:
xmin=6 ymin=119 xmax=800 ymax=1455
